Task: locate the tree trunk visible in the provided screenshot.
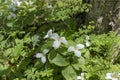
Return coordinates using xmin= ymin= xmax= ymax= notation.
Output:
xmin=86 ymin=0 xmax=120 ymax=33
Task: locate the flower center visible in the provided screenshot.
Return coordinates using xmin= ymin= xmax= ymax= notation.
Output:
xmin=74 ymin=47 xmax=78 ymax=50
xmin=57 ymin=37 xmax=61 ymax=41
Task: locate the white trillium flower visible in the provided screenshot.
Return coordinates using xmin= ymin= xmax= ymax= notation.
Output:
xmin=106 ymin=73 xmax=112 ymax=79
xmin=77 ymin=73 xmax=86 ymax=80
xmin=35 ymin=49 xmax=49 ymax=63
xmin=52 ymin=33 xmax=68 ymax=49
xmin=118 ymin=73 xmax=120 ymax=76
xmin=106 ymin=73 xmax=119 ymax=80
xmin=16 ymin=1 xmax=21 ymax=6
xmin=85 ymin=35 xmax=90 ymax=47
xmin=68 ymin=44 xmax=84 ymax=57
xmin=11 ymin=0 xmax=21 ymax=6
xmin=44 ymin=29 xmax=68 ymax=49
xmin=77 ymin=76 xmax=82 ymax=80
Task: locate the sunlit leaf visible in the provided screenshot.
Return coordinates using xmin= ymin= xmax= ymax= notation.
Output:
xmin=62 ymin=65 xmax=77 ymax=80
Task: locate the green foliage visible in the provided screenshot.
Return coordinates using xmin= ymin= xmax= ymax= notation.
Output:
xmin=62 ymin=65 xmax=77 ymax=80
xmin=49 ymin=53 xmax=69 ymax=67
xmin=0 ymin=0 xmax=120 ymax=80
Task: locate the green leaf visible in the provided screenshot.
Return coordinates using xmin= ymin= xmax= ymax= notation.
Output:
xmin=4 ymin=48 xmax=13 ymax=57
xmin=0 ymin=34 xmax=4 ymax=41
xmin=72 ymin=57 xmax=86 ymax=70
xmin=6 ymin=22 xmax=14 ymax=27
xmin=39 ymin=69 xmax=53 ymax=77
xmin=13 ymin=41 xmax=23 ymax=57
xmin=48 ymin=50 xmax=57 ymax=63
xmin=52 ymin=54 xmax=69 ymax=66
xmin=0 ymin=64 xmax=10 ymax=76
xmin=41 ymin=41 xmax=53 ymax=50
xmin=18 ymin=58 xmax=30 ymax=70
xmin=62 ymin=65 xmax=77 ymax=80
xmin=57 ymin=1 xmax=64 ymax=7
xmin=49 ymin=52 xmax=69 ymax=66
xmin=84 ymin=50 xmax=90 ymax=59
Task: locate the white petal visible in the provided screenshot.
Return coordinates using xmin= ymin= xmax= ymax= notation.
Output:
xmin=112 ymin=78 xmax=118 ymax=80
xmin=81 ymin=73 xmax=85 ymax=77
xmin=106 ymin=73 xmax=112 ymax=79
xmin=74 ymin=50 xmax=81 ymax=57
xmin=53 ymin=40 xmax=61 ymax=49
xmin=17 ymin=1 xmax=21 ymax=6
xmin=44 ymin=29 xmax=52 ymax=39
xmin=35 ymin=53 xmax=43 ymax=58
xmin=77 ymin=76 xmax=81 ymax=79
xmin=118 ymin=73 xmax=120 ymax=76
xmin=86 ymin=41 xmax=90 ymax=47
xmin=60 ymin=37 xmax=68 ymax=45
xmin=68 ymin=46 xmax=74 ymax=52
xmin=76 ymin=44 xmax=84 ymax=49
xmin=86 ymin=35 xmax=90 ymax=40
xmin=43 ymin=49 xmax=49 ymax=54
xmin=44 ymin=34 xmax=49 ymax=39
xmin=51 ymin=33 xmax=59 ymax=40
xmin=48 ymin=29 xmax=52 ymax=35
xmin=41 ymin=56 xmax=46 ymax=63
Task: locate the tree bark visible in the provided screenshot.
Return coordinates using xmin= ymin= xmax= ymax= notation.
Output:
xmin=86 ymin=0 xmax=120 ymax=33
